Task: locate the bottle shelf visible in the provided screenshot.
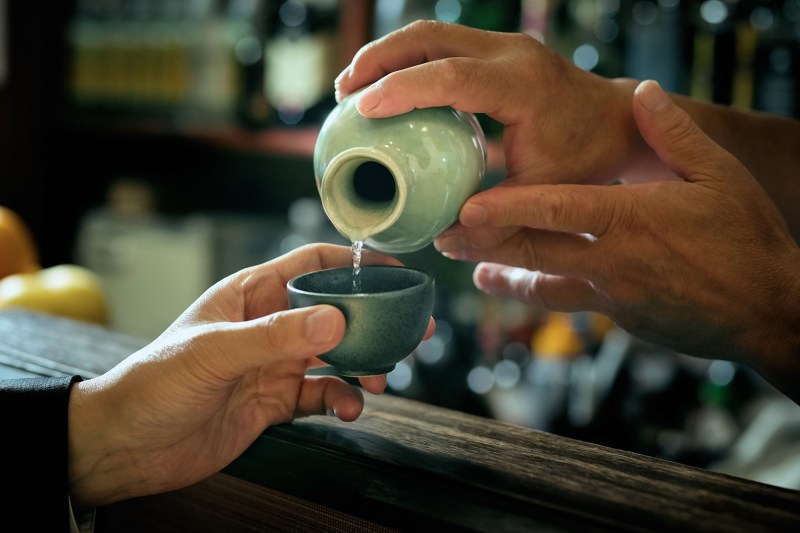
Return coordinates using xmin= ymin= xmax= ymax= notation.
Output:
xmin=65 ymin=113 xmax=507 ymax=171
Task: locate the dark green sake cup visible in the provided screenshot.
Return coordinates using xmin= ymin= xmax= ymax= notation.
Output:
xmin=287 ymin=265 xmax=434 ymax=376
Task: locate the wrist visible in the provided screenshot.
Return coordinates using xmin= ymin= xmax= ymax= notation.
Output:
xmin=739 ymin=250 xmax=800 ymax=403
xmin=68 ymin=377 xmax=139 ymax=510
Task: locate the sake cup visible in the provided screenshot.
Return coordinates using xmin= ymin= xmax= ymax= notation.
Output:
xmin=287 ymin=265 xmax=434 ymax=376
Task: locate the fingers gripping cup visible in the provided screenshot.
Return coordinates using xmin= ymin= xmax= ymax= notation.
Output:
xmin=287 ymin=265 xmax=434 ymax=376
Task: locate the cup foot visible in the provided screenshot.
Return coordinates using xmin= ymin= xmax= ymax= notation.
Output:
xmin=335 ymin=364 xmax=397 ymax=377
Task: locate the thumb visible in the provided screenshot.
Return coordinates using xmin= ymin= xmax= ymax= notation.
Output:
xmin=210 ymin=305 xmax=346 ymax=378
xmin=633 ymin=80 xmax=733 ymax=184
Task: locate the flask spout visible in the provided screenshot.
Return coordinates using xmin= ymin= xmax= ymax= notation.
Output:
xmin=319 ymin=147 xmax=407 ymax=243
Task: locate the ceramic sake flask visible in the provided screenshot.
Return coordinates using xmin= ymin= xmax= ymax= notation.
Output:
xmin=313 ymin=90 xmax=487 ymax=253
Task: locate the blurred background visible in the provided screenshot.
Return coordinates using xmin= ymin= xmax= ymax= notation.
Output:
xmin=1 ymin=0 xmax=799 ymax=490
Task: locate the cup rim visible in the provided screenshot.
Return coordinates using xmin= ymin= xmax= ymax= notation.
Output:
xmin=287 ymin=265 xmax=433 ymax=297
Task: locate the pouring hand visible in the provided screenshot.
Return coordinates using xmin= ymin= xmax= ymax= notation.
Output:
xmin=335 ymin=20 xmax=653 ymax=187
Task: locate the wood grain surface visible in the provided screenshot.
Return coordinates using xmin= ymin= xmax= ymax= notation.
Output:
xmin=2 ymin=309 xmax=798 ymax=531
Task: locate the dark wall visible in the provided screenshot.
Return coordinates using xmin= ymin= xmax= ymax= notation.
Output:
xmin=0 ymin=1 xmax=78 ymax=266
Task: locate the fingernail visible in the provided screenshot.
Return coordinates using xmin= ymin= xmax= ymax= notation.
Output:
xmin=357 ymin=83 xmax=382 ymax=113
xmin=334 ymin=67 xmax=352 ymax=103
xmin=473 ymin=265 xmax=491 ymax=289
xmin=460 ymin=203 xmax=488 ymax=226
xmin=305 ymin=307 xmax=339 ymax=344
xmin=473 ymin=263 xmax=502 ymax=291
xmin=442 ymin=251 xmax=467 ymax=261
xmin=434 ymin=234 xmax=469 ymax=253
xmin=636 ymin=80 xmax=670 ymax=113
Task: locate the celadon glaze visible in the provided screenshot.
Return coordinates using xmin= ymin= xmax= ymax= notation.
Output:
xmin=314 ymin=90 xmax=487 ymax=253
xmin=287 ymin=265 xmax=435 ymax=376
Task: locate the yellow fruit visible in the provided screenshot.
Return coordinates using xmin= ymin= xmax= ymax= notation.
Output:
xmin=0 ymin=206 xmax=40 ymax=279
xmin=0 ymin=264 xmax=109 ymax=325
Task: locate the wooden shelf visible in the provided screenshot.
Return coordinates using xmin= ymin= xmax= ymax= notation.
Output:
xmin=63 ymin=114 xmax=318 ymax=156
xmin=193 ymin=125 xmax=321 ymax=158
xmin=200 ymin=124 xmax=507 ymax=172
xmin=65 ymin=114 xmax=506 ymax=171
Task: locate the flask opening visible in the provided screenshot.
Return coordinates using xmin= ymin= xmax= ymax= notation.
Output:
xmin=320 ymin=148 xmax=407 ymax=243
xmin=352 ymin=161 xmax=396 ymax=204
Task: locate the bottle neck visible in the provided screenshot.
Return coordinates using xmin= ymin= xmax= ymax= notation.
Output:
xmin=319 ymin=147 xmax=408 ymax=243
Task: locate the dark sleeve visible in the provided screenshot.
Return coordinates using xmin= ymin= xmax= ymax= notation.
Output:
xmin=0 ymin=375 xmax=83 ymax=532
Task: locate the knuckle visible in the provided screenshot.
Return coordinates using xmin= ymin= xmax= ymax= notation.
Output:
xmin=507 ymin=31 xmax=541 ymax=52
xmin=303 ymin=242 xmax=330 ymax=256
xmin=436 ymin=57 xmax=472 ymax=93
xmin=262 ymin=312 xmax=288 ymax=351
xmin=601 ymin=194 xmax=632 ymax=237
xmin=522 ymin=271 xmax=549 ymax=308
xmin=595 ymin=257 xmax=621 ymax=286
xmin=659 ymin=113 xmax=719 ymax=171
xmin=406 ymin=19 xmax=448 ymax=36
xmin=519 ymin=236 xmax=544 ymax=271
xmin=350 ymin=38 xmax=382 ymax=71
xmin=538 ymin=189 xmax=569 ymax=229
xmin=663 ymin=111 xmax=697 ymax=145
xmin=241 ymin=266 xmax=277 ymax=293
xmin=239 ymin=267 xmax=283 ymax=317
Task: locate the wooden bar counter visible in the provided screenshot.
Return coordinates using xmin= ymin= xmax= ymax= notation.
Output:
xmin=1 ymin=309 xmax=799 ymax=532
